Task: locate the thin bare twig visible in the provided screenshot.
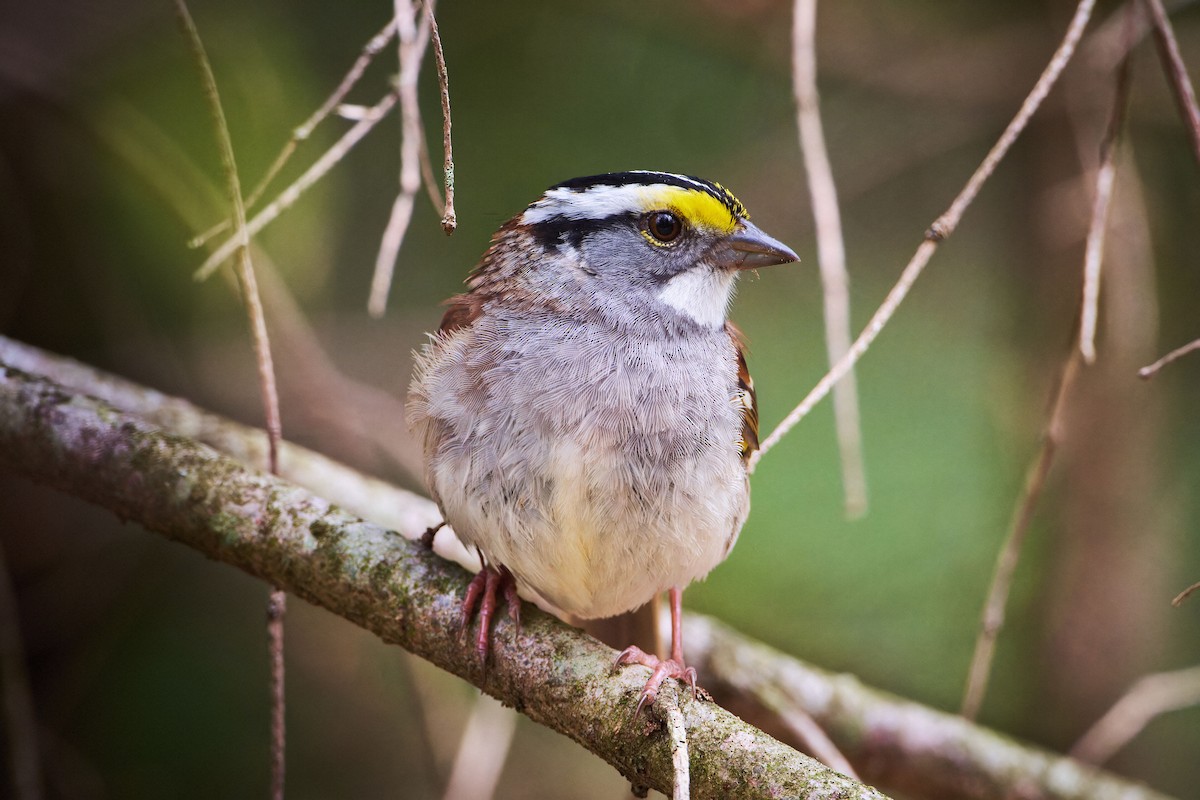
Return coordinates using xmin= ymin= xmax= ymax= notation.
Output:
xmin=1081 ymin=8 xmax=1136 ymax=364
xmin=368 ymin=0 xmax=433 ymax=318
xmin=173 ymin=4 xmax=286 ymax=795
xmin=188 ymin=18 xmax=399 ymax=249
xmin=266 ymin=590 xmax=287 ymax=797
xmin=1172 ymin=580 xmax=1200 ymax=606
xmin=791 ymin=0 xmax=867 ymax=517
xmin=960 ymin=351 xmax=1082 ymax=720
xmin=777 ymin=706 xmax=859 ymax=780
xmin=1139 ymin=336 xmax=1200 ymax=378
xmin=0 ymin=543 xmax=42 ymax=800
xmin=661 ymin=686 xmax=690 ymax=800
xmin=172 ymin=4 xmax=282 ymax=473
xmin=752 ymin=0 xmax=1098 ymax=470
xmin=425 ymin=0 xmax=456 ymax=235
xmin=418 ymin=126 xmax=446 ymax=215
xmin=1070 ymin=665 xmax=1200 ymax=764
xmin=195 ymin=89 xmax=400 ymax=281
xmin=441 ymin=695 xmax=517 ymax=800
xmin=1141 ymin=0 xmax=1200 ymax=166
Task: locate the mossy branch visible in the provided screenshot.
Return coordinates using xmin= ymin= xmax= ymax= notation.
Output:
xmin=0 ymin=336 xmax=1175 ymax=800
xmin=0 ymin=346 xmax=881 ymax=800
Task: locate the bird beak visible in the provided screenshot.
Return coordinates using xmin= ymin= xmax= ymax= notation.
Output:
xmin=720 ymin=221 xmax=799 ymax=270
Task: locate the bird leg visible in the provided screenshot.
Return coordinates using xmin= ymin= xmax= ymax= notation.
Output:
xmin=461 ymin=561 xmax=521 ymax=667
xmin=615 ymin=586 xmax=697 ymax=715
xmin=419 ymin=520 xmax=445 ymax=549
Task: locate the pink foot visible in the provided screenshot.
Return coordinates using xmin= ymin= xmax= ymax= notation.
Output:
xmin=615 ymin=645 xmax=698 ymax=717
xmin=614 ymin=586 xmax=700 ymax=715
xmin=461 ymin=564 xmax=521 ymax=667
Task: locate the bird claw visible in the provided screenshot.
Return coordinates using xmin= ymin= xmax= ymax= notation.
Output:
xmin=615 ymin=646 xmax=698 ymax=717
xmin=461 ymin=565 xmax=521 ymax=668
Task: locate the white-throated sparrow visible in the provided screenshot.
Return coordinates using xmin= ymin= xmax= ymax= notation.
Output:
xmin=407 ymin=171 xmax=797 ymax=710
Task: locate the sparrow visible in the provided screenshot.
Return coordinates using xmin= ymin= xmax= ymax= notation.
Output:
xmin=407 ymin=170 xmax=797 ymax=710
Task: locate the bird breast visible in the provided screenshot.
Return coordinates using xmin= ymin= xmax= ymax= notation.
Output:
xmin=408 ymin=310 xmax=750 ymax=619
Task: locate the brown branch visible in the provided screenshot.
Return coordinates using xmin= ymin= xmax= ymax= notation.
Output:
xmin=752 ymin=0 xmax=1098 ymax=469
xmin=1080 ymin=12 xmax=1136 ymax=364
xmin=0 ymin=360 xmax=887 ymax=800
xmin=173 ymin=3 xmax=287 ymax=794
xmin=791 ymin=0 xmax=868 ymax=518
xmin=1070 ymin=666 xmax=1200 ymax=765
xmin=368 ymin=0 xmax=433 ymax=318
xmin=424 ymin=0 xmax=456 ymax=235
xmin=188 ymin=17 xmax=400 ymax=249
xmin=1172 ymin=580 xmax=1200 ymax=606
xmin=0 ymin=340 xmax=1176 ymax=800
xmin=961 ymin=350 xmax=1082 ymax=720
xmin=1139 ymin=336 xmax=1200 ymax=379
xmin=195 ymin=89 xmax=400 ymax=281
xmin=0 ymin=541 xmax=42 ymax=800
xmin=685 ymin=615 xmax=1174 ymax=800
xmin=1140 ymin=0 xmax=1200 ymax=166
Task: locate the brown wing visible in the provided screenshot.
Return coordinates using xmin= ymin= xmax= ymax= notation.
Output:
xmin=438 ymin=293 xmax=484 ymax=335
xmin=726 ymin=321 xmax=758 ymax=466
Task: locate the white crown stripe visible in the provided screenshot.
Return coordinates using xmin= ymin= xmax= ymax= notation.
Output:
xmin=521 ymin=184 xmax=668 ymax=224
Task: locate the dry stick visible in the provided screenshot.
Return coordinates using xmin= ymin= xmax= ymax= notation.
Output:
xmin=776 ymin=706 xmax=859 ymax=781
xmin=1070 ymin=665 xmax=1200 ymax=764
xmin=440 ymin=695 xmax=518 ymax=800
xmin=1141 ymin=0 xmax=1200 ymax=165
xmin=1080 ymin=10 xmax=1136 ymax=364
xmin=0 ymin=543 xmax=42 ymax=800
xmin=173 ymin=3 xmax=287 ymax=796
xmin=791 ymin=0 xmax=868 ymax=518
xmin=661 ymin=686 xmax=691 ymax=800
xmin=1139 ymin=336 xmax=1200 ymax=378
xmin=1172 ymin=579 xmax=1200 ymax=606
xmin=195 ymin=90 xmax=400 ymax=281
xmin=752 ymin=0 xmax=1098 ymax=471
xmin=425 ymin=0 xmax=456 ymax=235
xmin=960 ymin=351 xmax=1082 ymax=720
xmin=418 ymin=126 xmax=446 ymax=215
xmin=189 ymin=18 xmax=399 ymax=249
xmin=368 ymin=1 xmax=432 ymax=318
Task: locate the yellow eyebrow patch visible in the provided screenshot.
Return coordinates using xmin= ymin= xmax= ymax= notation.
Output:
xmin=643 ymin=186 xmax=743 ymax=235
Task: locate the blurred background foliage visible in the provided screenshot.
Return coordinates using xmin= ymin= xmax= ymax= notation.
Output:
xmin=1 ymin=0 xmax=1199 ymax=798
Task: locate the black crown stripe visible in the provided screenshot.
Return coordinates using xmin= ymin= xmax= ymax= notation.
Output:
xmin=549 ymin=171 xmax=749 ymax=221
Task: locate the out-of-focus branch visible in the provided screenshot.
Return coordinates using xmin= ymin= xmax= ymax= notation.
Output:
xmin=1139 ymin=337 xmax=1200 ymax=379
xmin=172 ymin=7 xmax=289 ymax=790
xmin=1140 ymin=0 xmax=1200 ymax=165
xmin=1080 ymin=12 xmax=1135 ymax=364
xmin=0 ymin=359 xmax=886 ymax=800
xmin=1172 ymin=580 xmax=1200 ymax=606
xmin=188 ymin=17 xmax=400 ymax=249
xmin=195 ymin=89 xmax=399 ymax=281
xmin=1070 ymin=666 xmax=1200 ymax=765
xmin=0 ymin=342 xmax=1177 ymax=800
xmin=752 ymin=0 xmax=1098 ymax=469
xmin=961 ymin=351 xmax=1082 ymax=720
xmin=368 ymin=0 xmax=433 ymax=317
xmin=685 ymin=615 xmax=1174 ymax=800
xmin=791 ymin=0 xmax=867 ymax=518
xmin=0 ymin=542 xmax=41 ymax=800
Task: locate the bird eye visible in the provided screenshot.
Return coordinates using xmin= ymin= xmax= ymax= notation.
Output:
xmin=645 ymin=211 xmax=683 ymax=244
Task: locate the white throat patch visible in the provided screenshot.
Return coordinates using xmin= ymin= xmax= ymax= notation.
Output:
xmin=657 ymin=268 xmax=736 ymax=329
